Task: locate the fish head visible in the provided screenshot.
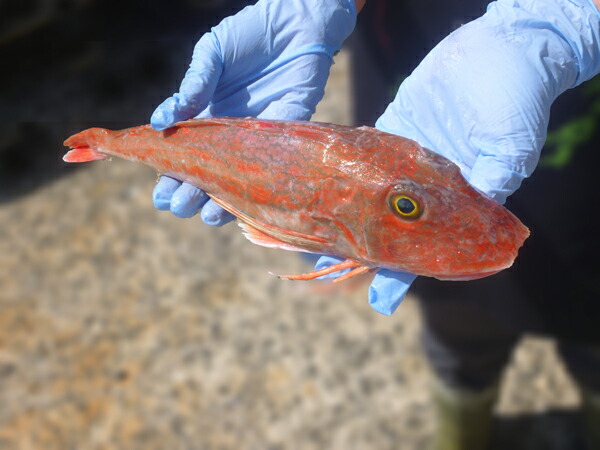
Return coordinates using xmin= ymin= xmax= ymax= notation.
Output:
xmin=362 ymin=145 xmax=529 ymax=280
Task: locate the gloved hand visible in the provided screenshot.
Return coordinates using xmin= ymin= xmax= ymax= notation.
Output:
xmin=319 ymin=0 xmax=600 ymax=315
xmin=151 ymin=0 xmax=356 ymax=224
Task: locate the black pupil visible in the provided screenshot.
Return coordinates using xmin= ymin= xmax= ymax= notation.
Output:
xmin=397 ymin=198 xmax=415 ymax=214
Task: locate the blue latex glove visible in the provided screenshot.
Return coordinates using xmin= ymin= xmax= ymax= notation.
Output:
xmin=319 ymin=0 xmax=600 ymax=315
xmin=151 ymin=0 xmax=356 ymax=224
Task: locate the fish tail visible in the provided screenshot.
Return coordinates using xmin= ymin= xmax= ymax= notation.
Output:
xmin=63 ymin=129 xmax=109 ymax=163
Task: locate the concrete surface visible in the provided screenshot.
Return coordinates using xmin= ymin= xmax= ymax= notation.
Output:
xmin=0 ymin=48 xmax=586 ymax=450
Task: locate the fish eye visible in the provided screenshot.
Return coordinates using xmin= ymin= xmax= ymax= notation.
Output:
xmin=390 ymin=194 xmax=422 ymax=219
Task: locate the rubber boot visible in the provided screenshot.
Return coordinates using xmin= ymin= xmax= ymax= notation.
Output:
xmin=581 ymin=386 xmax=600 ymax=450
xmin=429 ymin=378 xmax=499 ymax=450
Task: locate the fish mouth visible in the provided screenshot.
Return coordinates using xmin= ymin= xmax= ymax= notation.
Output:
xmin=434 ymin=195 xmax=530 ymax=281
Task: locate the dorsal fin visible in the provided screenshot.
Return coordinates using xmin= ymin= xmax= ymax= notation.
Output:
xmin=176 ymin=118 xmax=340 ymax=147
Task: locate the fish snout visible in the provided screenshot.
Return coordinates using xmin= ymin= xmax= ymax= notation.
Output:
xmin=449 ymin=197 xmax=529 ymax=279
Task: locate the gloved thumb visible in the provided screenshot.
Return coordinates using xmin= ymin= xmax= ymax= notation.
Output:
xmin=368 ymin=270 xmax=417 ymax=315
xmin=314 ymin=255 xmax=352 ymax=278
xmin=151 ymin=33 xmax=223 ymax=130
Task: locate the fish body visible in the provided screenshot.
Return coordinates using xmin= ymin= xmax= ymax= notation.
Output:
xmin=64 ymin=117 xmax=529 ymax=281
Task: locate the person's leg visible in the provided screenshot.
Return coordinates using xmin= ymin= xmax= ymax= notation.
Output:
xmin=420 ymin=295 xmax=520 ymax=391
xmin=416 ymin=275 xmax=527 ymax=450
xmin=557 ymin=340 xmax=600 ymax=449
xmin=419 ymin=273 xmax=530 ymax=385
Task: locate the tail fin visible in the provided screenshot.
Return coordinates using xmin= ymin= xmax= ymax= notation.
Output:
xmin=63 ymin=147 xmax=108 ymax=162
xmin=63 ymin=129 xmax=109 ymax=163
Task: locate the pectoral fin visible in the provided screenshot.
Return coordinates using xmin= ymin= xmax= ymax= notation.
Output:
xmin=206 ymin=195 xmax=372 ymax=283
xmin=237 ymin=221 xmax=317 ymax=253
xmin=208 ymin=194 xmax=328 ymax=251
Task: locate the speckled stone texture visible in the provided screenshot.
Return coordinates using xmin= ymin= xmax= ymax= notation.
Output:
xmin=0 ymin=49 xmax=584 ymax=450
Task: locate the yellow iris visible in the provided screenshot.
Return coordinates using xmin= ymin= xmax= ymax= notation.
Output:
xmin=391 ymin=194 xmax=421 ymax=219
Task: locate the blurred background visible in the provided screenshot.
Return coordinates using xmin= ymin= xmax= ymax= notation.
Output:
xmin=1 ymin=0 xmax=599 ymax=449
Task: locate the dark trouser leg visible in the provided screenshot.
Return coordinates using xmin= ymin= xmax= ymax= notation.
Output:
xmin=557 ymin=340 xmax=600 ymax=448
xmin=418 ymin=281 xmax=522 ymax=391
xmin=415 ymin=275 xmax=527 ymax=450
xmin=558 ymin=340 xmax=600 ymax=393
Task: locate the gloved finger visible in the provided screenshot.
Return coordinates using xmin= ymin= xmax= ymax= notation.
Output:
xmin=200 ymin=198 xmax=235 ymax=226
xmin=314 ymin=255 xmax=352 ymax=279
xmin=169 ymin=182 xmax=210 ymax=218
xmin=152 ymin=176 xmax=182 ymax=210
xmin=151 ymin=33 xmax=223 ymax=130
xmin=368 ymin=270 xmax=417 ymax=316
xmin=196 ymin=52 xmax=333 ymax=120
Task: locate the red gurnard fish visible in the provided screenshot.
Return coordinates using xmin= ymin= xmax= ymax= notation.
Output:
xmin=63 ymin=117 xmax=529 ymax=281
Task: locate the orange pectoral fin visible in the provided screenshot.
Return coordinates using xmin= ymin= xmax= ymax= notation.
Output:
xmin=206 ymin=194 xmax=374 ymax=282
xmin=238 ymin=221 xmax=318 ymax=253
xmin=208 ymin=194 xmax=328 ymax=252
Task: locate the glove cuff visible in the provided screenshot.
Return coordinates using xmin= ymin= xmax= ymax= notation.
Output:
xmin=492 ymin=0 xmax=600 ymax=88
xmin=467 ymin=160 xmax=525 ymax=205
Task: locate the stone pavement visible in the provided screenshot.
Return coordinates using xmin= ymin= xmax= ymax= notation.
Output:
xmin=0 ymin=49 xmax=583 ymax=450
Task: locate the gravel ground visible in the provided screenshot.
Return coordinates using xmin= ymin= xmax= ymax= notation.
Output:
xmin=0 ymin=47 xmax=586 ymax=450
